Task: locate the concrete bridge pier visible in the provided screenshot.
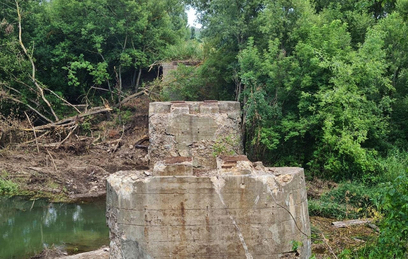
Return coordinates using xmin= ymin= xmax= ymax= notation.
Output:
xmin=106 ymin=101 xmax=311 ymax=258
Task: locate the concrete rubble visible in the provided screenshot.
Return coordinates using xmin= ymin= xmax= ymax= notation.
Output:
xmin=107 ymin=101 xmax=311 ymax=258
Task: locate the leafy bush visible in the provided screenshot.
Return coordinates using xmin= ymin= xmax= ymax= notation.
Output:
xmin=371 ymin=148 xmax=408 ymax=183
xmin=0 ymin=178 xmax=18 ymax=196
xmin=162 ymin=40 xmax=203 ymax=61
xmin=212 ymin=135 xmax=238 ymax=157
xmin=370 ymin=169 xmax=408 ymax=258
xmin=321 ymin=183 xmax=376 ymax=209
xmin=161 ymin=64 xmax=202 ymax=101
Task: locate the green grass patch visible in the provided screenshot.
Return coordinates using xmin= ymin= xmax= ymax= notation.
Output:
xmin=309 ymin=182 xmax=378 ymax=219
xmin=0 ymin=178 xmax=18 ymax=196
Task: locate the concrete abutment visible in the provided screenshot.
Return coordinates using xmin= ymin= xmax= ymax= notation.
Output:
xmin=107 ymin=101 xmax=311 ymax=258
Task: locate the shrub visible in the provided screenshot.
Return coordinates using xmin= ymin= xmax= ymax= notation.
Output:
xmin=371 ymin=169 xmax=408 ymax=258
xmin=370 ymin=148 xmax=408 ymax=183
xmin=0 ymin=178 xmax=18 ymax=196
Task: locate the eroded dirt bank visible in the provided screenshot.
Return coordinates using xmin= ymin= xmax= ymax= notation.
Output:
xmin=0 ymin=97 xmax=150 ymax=202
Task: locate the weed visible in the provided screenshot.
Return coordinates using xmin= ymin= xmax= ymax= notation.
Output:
xmin=80 ymin=121 xmax=92 ymax=132
xmin=212 ymin=135 xmax=238 ymax=157
xmin=309 ymin=181 xmax=378 ymax=219
xmin=310 ymin=225 xmax=322 ymax=244
xmin=371 ymin=169 xmax=408 ymax=258
xmin=291 ymin=240 xmax=302 ymax=252
xmin=116 ymin=109 xmax=134 ymax=125
xmin=47 ymin=181 xmax=59 ymax=189
xmin=0 ymin=177 xmax=18 ymax=195
xmin=1 ymin=169 xmax=9 ymax=178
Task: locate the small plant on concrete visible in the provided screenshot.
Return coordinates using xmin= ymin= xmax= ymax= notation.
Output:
xmin=291 ymin=240 xmax=302 ymax=255
xmin=212 ymin=135 xmax=237 ymax=157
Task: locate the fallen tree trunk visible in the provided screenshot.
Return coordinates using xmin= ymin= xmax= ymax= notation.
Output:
xmin=25 ymin=106 xmax=112 ymax=131
xmin=331 ymin=219 xmax=372 ymax=228
xmin=114 ymin=88 xmax=148 ymax=108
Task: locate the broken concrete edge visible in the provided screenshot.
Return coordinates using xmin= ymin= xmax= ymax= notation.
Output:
xmin=149 ymin=101 xmax=241 ymax=115
xmin=106 ymin=167 xmax=304 ymax=190
xmin=106 ymin=167 xmax=308 ymax=224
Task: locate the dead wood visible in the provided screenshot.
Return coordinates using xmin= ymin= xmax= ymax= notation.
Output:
xmin=322 ymin=233 xmax=338 ymax=259
xmin=56 ymin=125 xmax=78 ymax=148
xmin=331 ymin=219 xmax=372 ymax=228
xmin=18 ymin=131 xmax=50 ymax=145
xmin=114 ymin=88 xmax=148 ymax=108
xmin=1 ymin=90 xmax=53 ymax=123
xmin=367 ymin=223 xmax=380 ymax=232
xmin=25 ymin=106 xmax=112 ymax=131
xmin=24 ymin=112 xmax=39 ymax=153
xmin=46 ymin=149 xmax=58 ymax=171
xmin=110 ymin=125 xmax=125 ymax=153
xmin=134 ymin=135 xmax=149 ymax=149
xmin=135 ymin=135 xmax=149 ymax=145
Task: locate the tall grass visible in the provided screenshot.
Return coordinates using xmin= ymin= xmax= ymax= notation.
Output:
xmin=374 ymin=148 xmax=408 ymax=183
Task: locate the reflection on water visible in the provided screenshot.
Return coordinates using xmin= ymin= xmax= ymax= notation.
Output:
xmin=0 ymin=196 xmax=109 ymax=259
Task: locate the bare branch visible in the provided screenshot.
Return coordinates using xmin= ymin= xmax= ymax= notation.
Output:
xmin=1 ymin=90 xmax=53 ymax=123
xmin=24 ymin=112 xmax=39 ymax=153
xmin=25 ymin=106 xmax=112 ymax=131
xmin=42 ymin=86 xmax=81 ymax=114
xmin=114 ymin=88 xmax=148 ymax=108
xmin=15 ymin=0 xmax=59 ymax=121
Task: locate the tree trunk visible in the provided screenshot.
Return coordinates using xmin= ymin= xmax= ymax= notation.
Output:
xmin=131 ymin=67 xmax=137 ymax=89
xmin=135 ymin=67 xmax=142 ymax=92
xmin=241 ymin=88 xmax=247 ymax=154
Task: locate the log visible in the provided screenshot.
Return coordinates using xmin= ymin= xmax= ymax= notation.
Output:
xmin=25 ymin=106 xmax=112 ymax=131
xmin=331 ymin=219 xmax=372 ymax=228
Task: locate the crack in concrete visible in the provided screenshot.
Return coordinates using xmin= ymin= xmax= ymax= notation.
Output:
xmin=211 ymin=176 xmax=254 ymax=259
xmin=259 ymin=175 xmax=310 ymax=239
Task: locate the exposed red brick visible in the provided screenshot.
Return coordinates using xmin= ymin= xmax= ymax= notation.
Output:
xmin=164 ymin=156 xmax=192 ymax=164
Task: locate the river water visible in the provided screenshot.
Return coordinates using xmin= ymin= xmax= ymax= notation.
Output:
xmin=0 ymin=196 xmax=109 ymax=259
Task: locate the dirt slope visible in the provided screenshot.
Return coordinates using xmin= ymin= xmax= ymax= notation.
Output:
xmin=0 ymin=96 xmax=150 ymax=202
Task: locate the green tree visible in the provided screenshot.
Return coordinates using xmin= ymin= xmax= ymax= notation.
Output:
xmin=1 ymin=0 xmax=186 ymax=120
xmin=35 ymin=0 xmax=185 ymax=102
xmin=238 ymin=0 xmax=393 ymax=179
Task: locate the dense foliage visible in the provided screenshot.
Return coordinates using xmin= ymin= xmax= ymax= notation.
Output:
xmin=0 ymin=0 xmax=186 ymax=122
xmin=181 ymin=2 xmax=408 ymax=255
xmin=182 ymin=0 xmax=408 ymax=182
xmin=373 ymin=170 xmax=408 ymax=258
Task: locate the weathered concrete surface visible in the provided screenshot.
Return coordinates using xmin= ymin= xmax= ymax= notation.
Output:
xmin=107 ymin=167 xmax=311 ymax=259
xmin=107 ymin=101 xmax=311 ymax=258
xmin=148 ymin=101 xmax=243 ymax=170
